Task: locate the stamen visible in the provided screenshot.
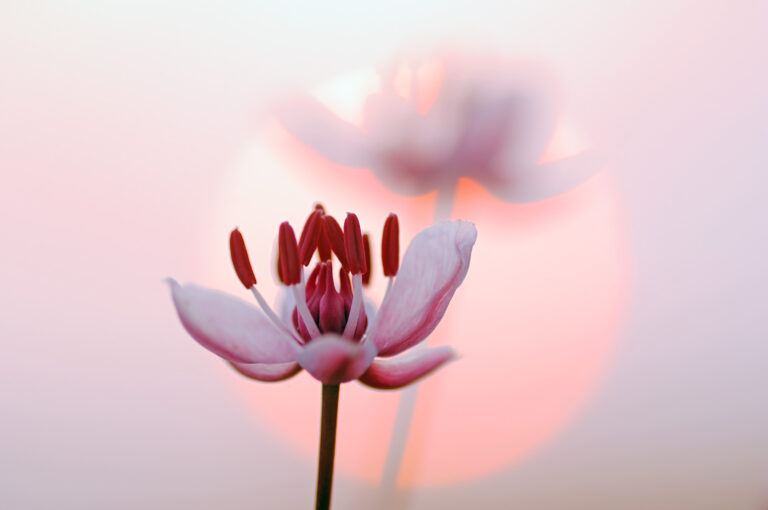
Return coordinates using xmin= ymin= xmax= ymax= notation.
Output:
xmin=298 ymin=209 xmax=324 ymax=266
xmin=314 ymin=202 xmax=326 ymax=213
xmin=323 ymin=215 xmax=348 ymax=269
xmin=229 ymin=228 xmax=257 ymax=289
xmin=293 ymin=280 xmax=321 ymax=339
xmin=250 ymin=286 xmax=304 ymax=344
xmin=344 ymin=213 xmax=367 ymax=275
xmin=317 ymin=224 xmax=332 ymax=261
xmin=342 ymin=273 xmax=366 ymax=338
xmin=278 ymin=222 xmax=301 ymax=285
xmin=362 ymin=233 xmax=372 ymax=286
xmin=382 ymin=213 xmax=400 ymax=277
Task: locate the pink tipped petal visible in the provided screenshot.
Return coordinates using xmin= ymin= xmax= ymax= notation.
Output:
xmin=167 ymin=279 xmax=299 ymax=364
xmin=358 ymin=346 xmax=456 ymax=390
xmin=229 ymin=361 xmax=302 ymax=382
xmin=274 ymin=94 xmax=373 ymax=168
xmin=369 ymin=221 xmax=477 ymax=357
xmin=297 ymin=335 xmax=377 ymax=385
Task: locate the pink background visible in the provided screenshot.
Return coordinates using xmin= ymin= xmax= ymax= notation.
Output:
xmin=2 ymin=2 xmax=767 ymax=509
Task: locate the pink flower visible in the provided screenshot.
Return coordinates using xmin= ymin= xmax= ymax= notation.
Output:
xmin=167 ymin=207 xmax=476 ymax=388
xmin=276 ymin=53 xmax=602 ymax=202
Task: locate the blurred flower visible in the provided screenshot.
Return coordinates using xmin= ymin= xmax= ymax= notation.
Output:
xmin=168 ymin=207 xmax=476 ymax=387
xmin=276 ymin=53 xmax=602 ymax=203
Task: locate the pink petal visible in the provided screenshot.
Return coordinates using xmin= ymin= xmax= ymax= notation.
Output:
xmin=229 ymin=361 xmax=302 ymax=382
xmin=358 ymin=346 xmax=456 ymax=390
xmin=274 ymin=94 xmax=373 ymax=168
xmin=297 ymin=335 xmax=377 ymax=385
xmin=168 ymin=279 xmax=299 ymax=364
xmin=368 ymin=221 xmax=477 ymax=357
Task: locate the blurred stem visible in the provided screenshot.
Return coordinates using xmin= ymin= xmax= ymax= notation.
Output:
xmin=315 ymin=384 xmax=340 ymax=510
xmin=434 ymin=180 xmax=457 ymax=223
xmin=376 ymin=181 xmax=458 ymax=510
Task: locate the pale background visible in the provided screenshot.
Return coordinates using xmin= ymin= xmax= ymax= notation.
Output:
xmin=1 ymin=2 xmax=767 ymax=509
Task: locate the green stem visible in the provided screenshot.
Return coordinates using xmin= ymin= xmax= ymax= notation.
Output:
xmin=315 ymin=384 xmax=340 ymax=510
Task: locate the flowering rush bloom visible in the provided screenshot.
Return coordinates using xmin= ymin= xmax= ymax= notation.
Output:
xmin=167 ymin=206 xmax=476 ymax=388
xmin=276 ymin=54 xmax=601 ymax=203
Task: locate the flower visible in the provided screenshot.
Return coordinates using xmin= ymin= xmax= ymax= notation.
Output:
xmin=275 ymin=53 xmax=602 ymax=202
xmin=167 ymin=206 xmax=477 ymax=388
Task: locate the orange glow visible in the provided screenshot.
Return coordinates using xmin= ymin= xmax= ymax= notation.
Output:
xmin=206 ymin=68 xmax=629 ymax=487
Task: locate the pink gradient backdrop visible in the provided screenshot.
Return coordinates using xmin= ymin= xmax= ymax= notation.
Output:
xmin=2 ymin=2 xmax=766 ymax=510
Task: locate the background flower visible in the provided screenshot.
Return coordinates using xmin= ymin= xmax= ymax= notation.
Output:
xmin=2 ymin=2 xmax=767 ymax=509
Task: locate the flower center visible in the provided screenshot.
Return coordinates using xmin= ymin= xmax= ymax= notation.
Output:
xmin=229 ymin=204 xmax=401 ymax=344
xmin=292 ymin=260 xmax=366 ymax=341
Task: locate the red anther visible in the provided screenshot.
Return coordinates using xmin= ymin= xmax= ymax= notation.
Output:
xmin=276 ymin=255 xmax=285 ymax=284
xmin=298 ymin=209 xmax=324 ymax=266
xmin=362 ymin=233 xmax=372 ymax=286
xmin=278 ymin=222 xmax=301 ymax=285
xmin=344 ymin=213 xmax=367 ymax=275
xmin=323 ymin=215 xmax=348 ymax=269
xmin=229 ymin=228 xmax=257 ymax=288
xmin=317 ymin=225 xmax=332 ymax=261
xmin=314 ymin=203 xmax=326 ymax=213
xmin=381 ymin=213 xmax=400 ymax=277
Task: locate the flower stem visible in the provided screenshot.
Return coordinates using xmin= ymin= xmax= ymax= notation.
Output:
xmin=315 ymin=384 xmax=340 ymax=510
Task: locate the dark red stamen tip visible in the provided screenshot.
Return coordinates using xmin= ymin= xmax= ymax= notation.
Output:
xmin=344 ymin=213 xmax=367 ymax=275
xmin=298 ymin=209 xmax=324 ymax=266
xmin=362 ymin=233 xmax=372 ymax=286
xmin=278 ymin=222 xmax=301 ymax=285
xmin=230 ymin=228 xmax=257 ymax=288
xmin=382 ymin=213 xmax=399 ymax=277
xmin=314 ymin=203 xmax=326 ymax=213
xmin=317 ymin=224 xmax=332 ymax=261
xmin=324 ymin=215 xmax=348 ymax=269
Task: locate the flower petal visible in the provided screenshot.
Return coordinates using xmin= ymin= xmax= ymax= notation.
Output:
xmin=358 ymin=346 xmax=456 ymax=390
xmin=229 ymin=361 xmax=302 ymax=382
xmin=168 ymin=279 xmax=299 ymax=364
xmin=297 ymin=335 xmax=377 ymax=385
xmin=274 ymin=94 xmax=373 ymax=168
xmin=368 ymin=221 xmax=477 ymax=357
xmin=484 ymin=150 xmax=604 ymax=203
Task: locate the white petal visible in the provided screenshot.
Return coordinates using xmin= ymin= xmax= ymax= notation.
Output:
xmin=367 ymin=221 xmax=477 ymax=356
xmin=168 ymin=280 xmax=299 ymax=364
xmin=358 ymin=346 xmax=456 ymax=390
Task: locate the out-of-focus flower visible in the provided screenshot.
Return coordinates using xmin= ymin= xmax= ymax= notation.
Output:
xmin=276 ymin=53 xmax=602 ymax=202
xmin=168 ymin=207 xmax=476 ymax=388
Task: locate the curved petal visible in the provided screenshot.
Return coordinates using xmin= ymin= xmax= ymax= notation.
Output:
xmin=484 ymin=150 xmax=604 ymax=203
xmin=297 ymin=335 xmax=377 ymax=385
xmin=274 ymin=94 xmax=373 ymax=168
xmin=229 ymin=361 xmax=302 ymax=382
xmin=167 ymin=280 xmax=299 ymax=364
xmin=358 ymin=346 xmax=456 ymax=390
xmin=368 ymin=221 xmax=477 ymax=357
